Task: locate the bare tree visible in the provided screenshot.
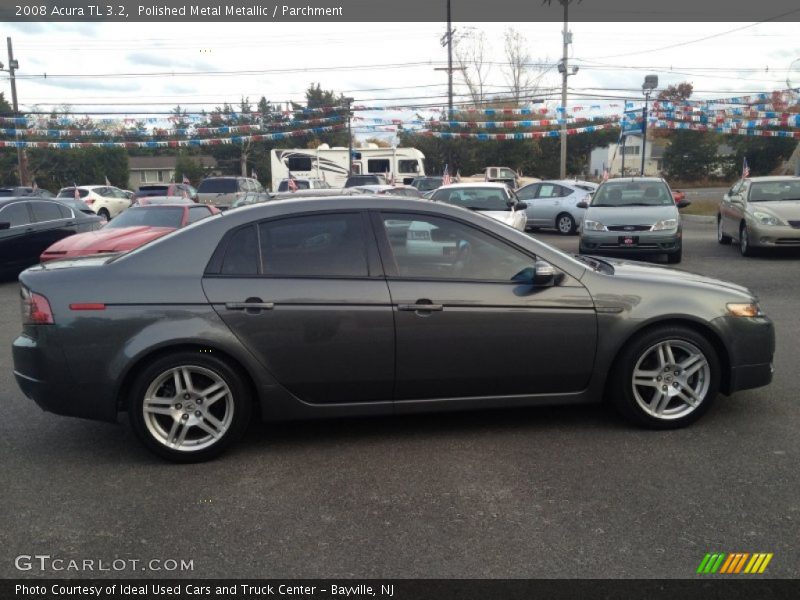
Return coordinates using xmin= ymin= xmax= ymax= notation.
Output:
xmin=455 ymin=30 xmax=491 ymax=106
xmin=502 ymin=28 xmax=552 ymax=105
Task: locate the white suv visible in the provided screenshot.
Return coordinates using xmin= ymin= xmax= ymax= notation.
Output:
xmin=56 ymin=185 xmax=131 ymax=220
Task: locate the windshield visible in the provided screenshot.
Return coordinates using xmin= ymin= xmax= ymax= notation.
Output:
xmin=749 ymin=180 xmax=800 ymax=202
xmin=433 ymin=187 xmax=511 ymax=211
xmin=591 ymin=181 xmax=673 ymax=207
xmin=106 ymin=207 xmax=184 ymax=229
xmin=278 ymin=180 xmax=311 ymax=192
xmin=414 ymin=177 xmax=443 ymax=191
xmin=58 ymin=188 xmax=88 ymax=199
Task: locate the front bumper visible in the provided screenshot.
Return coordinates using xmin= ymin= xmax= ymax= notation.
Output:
xmin=748 ymin=223 xmax=800 ymax=248
xmin=712 ymin=314 xmax=775 ymax=395
xmin=580 ymin=230 xmax=681 ymax=255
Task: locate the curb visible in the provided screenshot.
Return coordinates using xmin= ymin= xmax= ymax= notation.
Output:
xmin=682 ymin=214 xmax=716 ymax=224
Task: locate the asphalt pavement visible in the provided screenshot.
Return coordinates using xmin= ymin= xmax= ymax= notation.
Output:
xmin=1 ymin=218 xmax=798 ymax=579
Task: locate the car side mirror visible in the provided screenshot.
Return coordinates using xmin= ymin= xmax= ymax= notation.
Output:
xmin=0 ymin=222 xmax=10 ymax=230
xmin=533 ymin=260 xmax=557 ymax=286
xmin=677 ymin=200 xmax=691 ymax=209
xmin=515 ymin=202 xmax=528 ymax=211
xmin=576 ymin=201 xmax=589 ymax=209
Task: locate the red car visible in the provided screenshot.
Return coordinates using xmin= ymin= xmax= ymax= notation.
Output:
xmin=40 ymin=204 xmax=218 ymax=262
xmin=672 ymin=189 xmax=686 ymax=204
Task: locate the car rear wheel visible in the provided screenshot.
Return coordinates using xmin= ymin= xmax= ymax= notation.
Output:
xmin=717 ymin=216 xmax=731 ymax=244
xmin=98 ymin=208 xmax=111 ymax=221
xmin=128 ymin=352 xmax=252 ymax=462
xmin=609 ymin=326 xmax=719 ymax=429
xmin=556 ymin=213 xmax=576 ymax=235
xmin=739 ymin=223 xmax=757 ymax=257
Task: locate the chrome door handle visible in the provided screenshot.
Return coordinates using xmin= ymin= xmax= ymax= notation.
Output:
xmin=225 ymin=302 xmax=274 ymax=310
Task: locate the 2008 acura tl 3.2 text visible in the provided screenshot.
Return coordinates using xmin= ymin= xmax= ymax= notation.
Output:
xmin=12 ymin=196 xmax=775 ymax=461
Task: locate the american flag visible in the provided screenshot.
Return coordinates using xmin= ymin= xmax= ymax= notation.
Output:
xmin=287 ymin=171 xmax=298 ymax=192
xmin=104 ymin=175 xmax=111 ymax=186
xmin=742 ymin=157 xmax=750 ymax=179
xmin=602 ymin=167 xmax=609 ymax=181
xmin=251 ymin=168 xmax=258 ymax=180
xmin=73 ymin=183 xmax=80 ymax=200
xmin=32 ymin=180 xmax=38 ymax=191
xmin=442 ymin=165 xmax=452 ymax=186
xmin=385 ymin=171 xmax=394 ymax=185
xmin=182 ymin=174 xmax=190 ymax=185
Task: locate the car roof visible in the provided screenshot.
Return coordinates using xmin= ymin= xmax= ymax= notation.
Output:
xmin=745 ymin=176 xmax=800 ymax=182
xmin=602 ymin=177 xmax=666 ymax=183
xmin=437 ymin=182 xmax=510 ymax=189
xmin=132 ymin=198 xmax=190 ymax=205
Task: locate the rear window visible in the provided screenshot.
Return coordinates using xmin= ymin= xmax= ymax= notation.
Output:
xmin=198 ymin=179 xmax=237 ymax=194
xmin=0 ymin=189 xmax=16 ymax=197
xmin=345 ymin=175 xmax=380 ymax=187
xmin=107 ymin=207 xmax=185 ymax=229
xmin=278 ymin=180 xmax=311 ymax=192
xmin=58 ymin=188 xmax=88 ymax=199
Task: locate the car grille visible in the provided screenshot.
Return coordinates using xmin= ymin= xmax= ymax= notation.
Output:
xmin=788 ymin=220 xmax=800 ymax=229
xmin=606 ymin=225 xmax=652 ymax=232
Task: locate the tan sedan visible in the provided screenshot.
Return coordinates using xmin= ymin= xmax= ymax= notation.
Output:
xmin=717 ymin=176 xmax=800 ymax=256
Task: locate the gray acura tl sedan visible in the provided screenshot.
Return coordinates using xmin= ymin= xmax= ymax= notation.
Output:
xmin=12 ymin=196 xmax=774 ymax=462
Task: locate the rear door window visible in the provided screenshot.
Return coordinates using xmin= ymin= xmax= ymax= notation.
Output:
xmin=30 ymin=201 xmax=69 ymax=222
xmin=220 ymin=225 xmax=259 ymax=276
xmin=0 ymin=202 xmax=32 ymax=227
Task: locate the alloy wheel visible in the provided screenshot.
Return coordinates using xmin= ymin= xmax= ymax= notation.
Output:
xmin=142 ymin=365 xmax=234 ymax=452
xmin=631 ymin=340 xmax=711 ymax=420
xmin=557 ymin=214 xmax=575 ymax=235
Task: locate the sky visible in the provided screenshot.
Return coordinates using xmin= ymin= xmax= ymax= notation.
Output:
xmin=3 ymin=20 xmax=800 ymax=139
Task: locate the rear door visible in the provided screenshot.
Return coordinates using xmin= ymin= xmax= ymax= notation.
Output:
xmin=29 ymin=200 xmax=78 ymax=254
xmin=0 ymin=201 xmax=38 ymax=271
xmin=202 ymin=211 xmax=395 ymax=404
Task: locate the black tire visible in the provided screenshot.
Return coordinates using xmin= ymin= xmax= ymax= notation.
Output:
xmin=608 ymin=325 xmax=720 ymax=429
xmin=739 ymin=223 xmax=757 ymax=257
xmin=666 ymin=247 xmax=682 ymax=264
xmin=128 ymin=351 xmax=252 ymax=462
xmin=98 ymin=208 xmax=111 ymax=221
xmin=556 ymin=212 xmax=577 ymax=235
xmin=717 ymin=216 xmax=732 ymax=245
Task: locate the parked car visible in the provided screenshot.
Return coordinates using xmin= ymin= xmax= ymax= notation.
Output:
xmin=132 ymin=183 xmax=198 ymax=204
xmin=53 ymin=197 xmax=97 ymax=216
xmin=0 ymin=197 xmax=104 ymax=277
xmin=352 ymin=184 xmax=422 ymax=198
xmin=410 ymin=176 xmax=444 ymax=193
xmin=672 ymin=189 xmax=686 ymax=204
xmin=41 ymin=203 xmax=219 ymax=262
xmin=0 ymin=186 xmax=55 ymax=198
xmin=344 ymin=174 xmax=387 ymax=187
xmin=56 ymin=185 xmax=131 ymax=220
xmin=13 ymin=196 xmax=774 ymax=461
xmin=717 ymin=176 xmax=800 ymax=256
xmin=430 ymin=183 xmax=528 ymax=231
xmin=578 ymin=177 xmax=689 ymax=263
xmin=275 ymin=178 xmax=331 ymax=192
xmin=196 ymin=176 xmax=265 ymax=210
xmin=516 ymin=180 xmax=594 ymax=235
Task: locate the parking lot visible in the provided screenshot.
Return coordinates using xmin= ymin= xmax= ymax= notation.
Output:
xmin=0 ymin=216 xmax=798 ymax=579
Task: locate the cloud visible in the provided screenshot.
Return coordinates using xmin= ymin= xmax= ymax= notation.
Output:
xmin=30 ymin=78 xmax=140 ymax=93
xmin=8 ymin=22 xmax=97 ymax=36
xmin=126 ymin=52 xmax=215 ymax=71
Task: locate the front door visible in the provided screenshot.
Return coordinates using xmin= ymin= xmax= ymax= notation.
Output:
xmin=203 ymin=211 xmax=394 ymax=404
xmin=373 ymin=211 xmax=597 ymax=401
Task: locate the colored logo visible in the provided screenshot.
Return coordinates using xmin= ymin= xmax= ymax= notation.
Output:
xmin=697 ymin=553 xmax=773 ymax=574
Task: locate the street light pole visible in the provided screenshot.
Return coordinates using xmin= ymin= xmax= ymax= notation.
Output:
xmin=559 ymin=1 xmax=569 ymax=179
xmin=5 ymin=37 xmax=29 ymax=186
xmin=640 ymin=74 xmax=658 ymax=176
xmin=344 ymin=96 xmax=355 ymax=175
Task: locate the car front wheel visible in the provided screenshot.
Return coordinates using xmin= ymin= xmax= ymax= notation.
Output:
xmin=609 ymin=326 xmax=720 ymax=429
xmin=739 ymin=223 xmax=755 ymax=257
xmin=129 ymin=352 xmax=252 ymax=462
xmin=717 ymin=217 xmax=731 ymax=244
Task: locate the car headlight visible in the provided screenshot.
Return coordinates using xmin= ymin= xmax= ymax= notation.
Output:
xmin=583 ymin=220 xmax=606 ymax=231
xmin=727 ymin=302 xmax=763 ymax=317
xmin=752 ymin=211 xmax=783 ymax=226
xmin=651 ymin=219 xmax=678 ymax=231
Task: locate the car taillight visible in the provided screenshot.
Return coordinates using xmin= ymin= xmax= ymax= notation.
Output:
xmin=21 ymin=287 xmax=54 ymax=325
xmin=85 ymin=198 xmax=95 ymax=205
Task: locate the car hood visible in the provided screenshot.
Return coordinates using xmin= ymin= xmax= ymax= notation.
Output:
xmin=585 ymin=205 xmax=678 ymax=224
xmin=748 ymin=200 xmax=800 ymax=220
xmin=45 ymin=226 xmax=175 ymax=253
xmin=599 ymin=257 xmax=752 ymax=296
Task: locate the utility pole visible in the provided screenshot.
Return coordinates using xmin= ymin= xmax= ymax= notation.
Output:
xmin=434 ymin=1 xmax=463 ymax=175
xmin=6 ymin=37 xmax=29 ymax=186
xmin=344 ymin=96 xmax=354 ymax=175
xmin=559 ymin=1 xmax=569 ymax=179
